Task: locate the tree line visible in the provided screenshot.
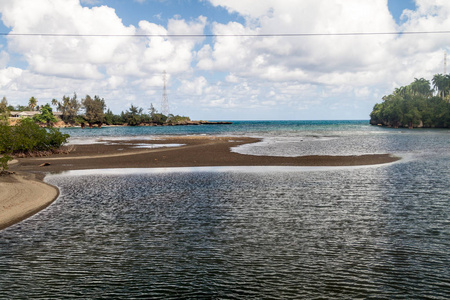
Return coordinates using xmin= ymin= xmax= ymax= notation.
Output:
xmin=370 ymin=74 xmax=450 ymax=128
xmin=0 ymin=94 xmax=190 ymax=127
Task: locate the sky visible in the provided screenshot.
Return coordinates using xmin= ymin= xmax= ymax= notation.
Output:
xmin=0 ymin=0 xmax=449 ymax=120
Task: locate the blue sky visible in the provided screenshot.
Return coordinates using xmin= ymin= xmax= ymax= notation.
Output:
xmin=388 ymin=0 xmax=416 ymax=23
xmin=0 ymin=0 xmax=448 ymax=120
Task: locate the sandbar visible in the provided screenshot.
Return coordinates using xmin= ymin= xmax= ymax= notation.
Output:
xmin=2 ymin=136 xmax=400 ymax=230
xmin=13 ymin=136 xmax=400 ymax=172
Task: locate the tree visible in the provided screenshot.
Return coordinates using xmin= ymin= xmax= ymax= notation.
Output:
xmin=409 ymin=78 xmax=431 ymax=97
xmin=82 ymin=95 xmax=106 ymax=128
xmin=432 ymin=74 xmax=450 ymax=101
xmin=166 ymin=114 xmax=190 ymax=125
xmin=14 ymin=105 xmax=28 ymax=111
xmin=124 ymin=105 xmax=143 ymax=126
xmin=28 ymin=96 xmax=38 ymax=111
xmin=370 ymin=74 xmax=450 ymax=128
xmin=53 ymin=93 xmax=82 ymax=124
xmin=149 ymin=103 xmax=157 ymax=118
xmin=148 ymin=103 xmax=168 ymax=124
xmin=0 ymin=97 xmax=9 ymax=123
xmin=33 ymin=104 xmax=58 ymax=127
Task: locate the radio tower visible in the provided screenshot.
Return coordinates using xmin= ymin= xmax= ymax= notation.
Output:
xmin=444 ymin=51 xmax=447 ymax=74
xmin=161 ymin=70 xmax=170 ymax=116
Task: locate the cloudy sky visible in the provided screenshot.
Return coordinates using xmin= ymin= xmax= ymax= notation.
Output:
xmin=0 ymin=0 xmax=449 ymax=120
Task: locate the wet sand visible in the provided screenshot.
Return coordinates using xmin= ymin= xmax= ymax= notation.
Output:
xmin=13 ymin=136 xmax=400 ymax=173
xmin=0 ymin=173 xmax=59 ymax=230
xmin=1 ymin=136 xmax=400 ymax=230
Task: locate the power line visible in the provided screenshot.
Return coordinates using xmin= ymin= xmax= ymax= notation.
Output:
xmin=1 ymin=30 xmax=450 ymax=38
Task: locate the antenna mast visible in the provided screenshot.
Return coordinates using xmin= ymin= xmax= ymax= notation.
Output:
xmin=444 ymin=51 xmax=447 ymax=74
xmin=161 ymin=70 xmax=170 ymax=116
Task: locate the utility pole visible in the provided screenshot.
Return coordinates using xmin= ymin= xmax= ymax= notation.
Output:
xmin=161 ymin=70 xmax=170 ymax=116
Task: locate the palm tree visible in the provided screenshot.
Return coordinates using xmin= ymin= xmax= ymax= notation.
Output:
xmin=28 ymin=97 xmax=38 ymax=111
xmin=394 ymin=86 xmax=409 ymax=97
xmin=51 ymin=98 xmax=58 ymax=107
xmin=410 ymin=78 xmax=431 ymax=97
xmin=445 ymin=75 xmax=450 ymax=102
xmin=432 ymin=74 xmax=450 ymax=100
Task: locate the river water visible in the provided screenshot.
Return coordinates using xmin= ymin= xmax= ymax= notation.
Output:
xmin=0 ymin=121 xmax=449 ymax=299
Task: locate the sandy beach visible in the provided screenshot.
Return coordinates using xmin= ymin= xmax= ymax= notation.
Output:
xmin=0 ymin=173 xmax=59 ymax=230
xmin=1 ymin=136 xmax=400 ymax=230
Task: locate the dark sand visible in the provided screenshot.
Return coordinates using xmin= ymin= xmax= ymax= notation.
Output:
xmin=2 ymin=136 xmax=400 ymax=230
xmin=12 ymin=136 xmax=400 ymax=174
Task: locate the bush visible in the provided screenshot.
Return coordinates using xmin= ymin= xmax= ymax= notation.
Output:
xmin=0 ymin=118 xmax=69 ymax=155
xmin=0 ymin=155 xmax=12 ymax=171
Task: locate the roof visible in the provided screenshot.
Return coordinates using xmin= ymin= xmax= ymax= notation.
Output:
xmin=10 ymin=111 xmax=63 ymax=117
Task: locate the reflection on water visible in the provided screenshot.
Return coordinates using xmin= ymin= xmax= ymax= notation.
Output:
xmin=1 ymin=157 xmax=449 ymax=299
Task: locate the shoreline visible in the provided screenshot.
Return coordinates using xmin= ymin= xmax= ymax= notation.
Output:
xmin=1 ymin=136 xmax=400 ymax=230
xmin=0 ymin=172 xmax=59 ymax=231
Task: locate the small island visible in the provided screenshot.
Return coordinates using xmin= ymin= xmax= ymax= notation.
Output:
xmin=370 ymin=74 xmax=450 ymax=128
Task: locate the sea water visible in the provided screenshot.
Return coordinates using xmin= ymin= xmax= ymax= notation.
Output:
xmin=0 ymin=121 xmax=449 ymax=299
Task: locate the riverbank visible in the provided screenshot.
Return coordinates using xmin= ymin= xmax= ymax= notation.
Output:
xmin=2 ymin=136 xmax=400 ymax=230
xmin=0 ymin=172 xmax=59 ymax=230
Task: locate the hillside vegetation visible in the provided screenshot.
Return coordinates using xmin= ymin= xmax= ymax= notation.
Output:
xmin=370 ymin=75 xmax=450 ymax=128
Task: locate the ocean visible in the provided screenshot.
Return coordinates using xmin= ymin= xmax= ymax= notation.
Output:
xmin=1 ymin=120 xmax=449 ymax=299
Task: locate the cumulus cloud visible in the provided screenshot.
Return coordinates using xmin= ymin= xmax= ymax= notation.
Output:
xmin=0 ymin=0 xmax=207 ymax=112
xmin=192 ymin=0 xmax=450 ymax=118
xmin=0 ymin=0 xmax=450 ymax=119
xmin=200 ymin=0 xmax=399 ymax=85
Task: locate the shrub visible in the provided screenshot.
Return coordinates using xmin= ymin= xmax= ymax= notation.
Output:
xmin=0 ymin=118 xmax=69 ymax=155
xmin=0 ymin=155 xmax=12 ymax=171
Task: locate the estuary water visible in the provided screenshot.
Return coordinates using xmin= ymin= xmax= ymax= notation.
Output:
xmin=1 ymin=121 xmax=449 ymax=299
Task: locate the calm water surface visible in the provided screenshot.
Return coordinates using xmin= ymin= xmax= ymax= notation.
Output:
xmin=0 ymin=121 xmax=449 ymax=299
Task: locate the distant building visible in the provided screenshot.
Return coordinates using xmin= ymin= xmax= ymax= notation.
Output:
xmin=10 ymin=111 xmax=62 ymax=118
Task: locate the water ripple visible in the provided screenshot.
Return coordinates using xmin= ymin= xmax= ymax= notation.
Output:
xmin=1 ymin=158 xmax=449 ymax=298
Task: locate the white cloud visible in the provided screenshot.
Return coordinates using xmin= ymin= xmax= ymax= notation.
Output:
xmin=200 ymin=0 xmax=399 ymax=84
xmin=0 ymin=0 xmax=137 ymax=78
xmin=192 ymin=0 xmax=450 ymax=118
xmin=0 ymin=51 xmax=9 ymax=68
xmin=0 ymin=67 xmax=22 ymax=89
xmin=179 ymin=76 xmax=208 ymax=96
xmin=0 ymin=0 xmax=208 ymax=113
xmin=1 ymin=0 xmax=450 ymax=119
xmin=81 ymin=0 xmax=102 ymax=5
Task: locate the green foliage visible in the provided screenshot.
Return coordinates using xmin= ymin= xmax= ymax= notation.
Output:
xmin=2 ymin=94 xmax=192 ymax=128
xmin=151 ymin=113 xmax=167 ymax=125
xmin=12 ymin=105 xmax=29 ymax=112
xmin=28 ymin=96 xmax=38 ymax=111
xmin=166 ymin=114 xmax=190 ymax=124
xmin=33 ymin=104 xmax=58 ymax=126
xmin=0 ymin=118 xmax=69 ymax=155
xmin=432 ymin=74 xmax=450 ymax=100
xmin=53 ymin=93 xmax=82 ymax=124
xmin=0 ymin=155 xmax=12 ymax=171
xmin=370 ymin=75 xmax=450 ymax=128
xmin=104 ymin=109 xmax=125 ymax=125
xmin=82 ymin=95 xmax=106 ymax=126
xmin=0 ymin=96 xmax=9 ymax=123
xmin=124 ymin=105 xmax=144 ymax=126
